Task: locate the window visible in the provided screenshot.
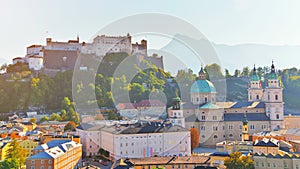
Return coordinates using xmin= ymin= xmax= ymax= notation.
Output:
xmin=275 ymin=95 xmax=278 ymax=100
xmin=256 ymin=162 xmax=259 ymax=167
xmin=250 ymin=125 xmax=255 ymax=130
xmin=276 ymin=114 xmax=280 ymax=119
xmin=213 ymin=126 xmax=218 ymax=131
xmin=40 ymin=167 xmax=44 ymax=169
xmin=205 ymin=97 xmax=208 ymax=102
xmin=273 ymin=163 xmax=276 ymax=168
xmin=31 ymin=167 xmax=35 ymax=169
xmin=268 ymin=95 xmax=270 ymax=100
xmin=41 ymin=160 xmax=44 ymax=164
xmin=229 ymin=134 xmax=233 ymax=138
xmin=48 ymin=160 xmax=52 ymax=164
xmin=213 ymin=116 xmax=217 ymax=120
xmin=229 ymin=125 xmax=233 ymax=130
xmin=48 ymin=167 xmax=52 ymax=169
xmin=31 ymin=160 xmax=35 ymax=164
xmin=200 ymin=126 xmax=205 ymax=131
xmin=256 ymin=95 xmax=259 ymax=100
xmin=261 ymin=162 xmax=264 ymax=167
xmin=201 ymin=115 xmax=206 ymax=120
xmin=213 ymin=135 xmax=218 ymax=139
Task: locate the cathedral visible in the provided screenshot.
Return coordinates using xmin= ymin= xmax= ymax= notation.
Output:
xmin=169 ymin=62 xmax=284 ymax=147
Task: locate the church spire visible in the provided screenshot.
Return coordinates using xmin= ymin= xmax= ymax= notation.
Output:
xmin=242 ymin=112 xmax=250 ymax=141
xmin=198 ymin=65 xmax=207 ymax=80
xmin=271 ymin=60 xmax=275 ymax=73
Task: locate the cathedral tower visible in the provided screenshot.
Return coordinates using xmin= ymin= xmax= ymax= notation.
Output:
xmin=242 ymin=113 xmax=250 ymax=141
xmin=248 ymin=65 xmax=263 ymax=101
xmin=263 ymin=61 xmax=284 ymax=130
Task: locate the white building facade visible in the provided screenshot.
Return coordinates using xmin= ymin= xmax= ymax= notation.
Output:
xmin=76 ymin=121 xmax=191 ymax=159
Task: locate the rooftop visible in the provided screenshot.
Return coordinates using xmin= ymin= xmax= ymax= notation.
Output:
xmin=224 ymin=113 xmax=269 ymax=121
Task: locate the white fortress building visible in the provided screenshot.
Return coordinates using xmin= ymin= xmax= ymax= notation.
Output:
xmin=81 ymin=34 xmax=147 ymax=57
xmin=12 ymin=34 xmax=149 ymax=71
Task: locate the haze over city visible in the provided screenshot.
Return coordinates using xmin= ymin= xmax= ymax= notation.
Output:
xmin=1 ymin=0 xmax=300 ymax=72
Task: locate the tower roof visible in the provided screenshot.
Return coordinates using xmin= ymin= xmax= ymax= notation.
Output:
xmin=250 ymin=64 xmax=260 ymax=81
xmin=243 ymin=112 xmax=248 ymax=125
xmin=268 ymin=61 xmax=279 ymax=80
xmin=198 ymin=65 xmax=207 ymax=80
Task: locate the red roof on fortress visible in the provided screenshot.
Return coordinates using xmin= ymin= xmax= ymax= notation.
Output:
xmin=27 ymin=45 xmax=43 ymax=48
xmin=28 ymin=55 xmax=43 ymax=58
xmin=13 ymin=57 xmax=23 ymax=60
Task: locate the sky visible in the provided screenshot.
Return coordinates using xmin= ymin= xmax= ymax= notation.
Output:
xmin=1 ymin=0 xmax=300 ymax=68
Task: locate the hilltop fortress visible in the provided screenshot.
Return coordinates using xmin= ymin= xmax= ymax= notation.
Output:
xmin=12 ymin=34 xmax=163 ymax=72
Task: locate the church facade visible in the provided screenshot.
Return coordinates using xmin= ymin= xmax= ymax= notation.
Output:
xmin=170 ymin=62 xmax=284 ymax=147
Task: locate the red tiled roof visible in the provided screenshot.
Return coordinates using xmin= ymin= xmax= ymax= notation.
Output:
xmin=137 ymin=100 xmax=165 ymax=107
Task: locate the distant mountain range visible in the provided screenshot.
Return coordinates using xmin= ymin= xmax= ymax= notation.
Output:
xmin=160 ymin=34 xmax=300 ymax=75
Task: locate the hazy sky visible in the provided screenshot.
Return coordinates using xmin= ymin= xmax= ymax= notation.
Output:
xmin=1 ymin=0 xmax=300 ymax=66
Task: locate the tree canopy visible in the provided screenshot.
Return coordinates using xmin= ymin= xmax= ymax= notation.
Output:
xmin=224 ymin=152 xmax=254 ymax=169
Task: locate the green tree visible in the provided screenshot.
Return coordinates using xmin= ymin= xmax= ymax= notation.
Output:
xmin=6 ymin=139 xmax=27 ymax=168
xmin=0 ymin=158 xmax=19 ymax=169
xmin=241 ymin=67 xmax=250 ymax=77
xmin=40 ymin=116 xmax=49 ymax=122
xmin=205 ymin=63 xmax=224 ymax=79
xmin=50 ymin=113 xmax=61 ymax=121
xmin=61 ymin=97 xmax=75 ymax=110
xmin=108 ymin=111 xmax=117 ymax=120
xmin=66 ymin=107 xmax=80 ymax=124
xmin=60 ymin=109 xmax=67 ymax=121
xmin=234 ymin=69 xmax=241 ymax=77
xmin=225 ymin=69 xmax=232 ymax=78
xmin=224 ymin=152 xmax=254 ymax=169
xmin=64 ymin=121 xmax=76 ymax=131
xmin=129 ymin=83 xmax=145 ymax=102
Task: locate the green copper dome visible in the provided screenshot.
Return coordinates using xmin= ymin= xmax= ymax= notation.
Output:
xmin=268 ymin=72 xmax=278 ymax=80
xmin=268 ymin=61 xmax=279 ymax=80
xmin=191 ymin=79 xmax=216 ymax=93
xmin=250 ymin=74 xmax=260 ymax=81
xmin=250 ymin=65 xmax=260 ymax=81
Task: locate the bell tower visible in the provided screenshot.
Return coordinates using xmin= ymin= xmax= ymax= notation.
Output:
xmin=263 ymin=61 xmax=284 ymax=130
xmin=242 ymin=113 xmax=250 ymax=141
xmin=248 ymin=65 xmax=263 ymax=101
